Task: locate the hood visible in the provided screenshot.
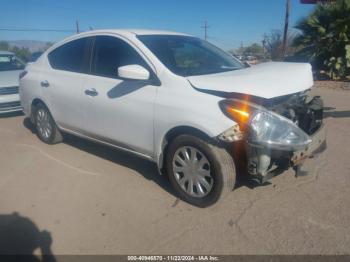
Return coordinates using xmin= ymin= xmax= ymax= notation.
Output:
xmin=0 ymin=70 xmax=22 ymax=87
xmin=187 ymin=62 xmax=313 ymax=99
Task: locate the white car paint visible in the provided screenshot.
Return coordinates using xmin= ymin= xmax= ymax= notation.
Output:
xmin=19 ymin=29 xmax=314 ymax=168
xmin=187 ymin=62 xmax=313 ymax=99
xmin=40 ymin=67 xmax=87 ymax=132
xmin=118 ymin=64 xmax=150 ymax=80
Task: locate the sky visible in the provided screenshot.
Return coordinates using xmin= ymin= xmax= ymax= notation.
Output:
xmin=0 ymin=0 xmax=315 ymax=50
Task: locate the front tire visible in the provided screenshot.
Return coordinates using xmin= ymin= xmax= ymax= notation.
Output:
xmin=166 ymin=134 xmax=236 ymax=207
xmin=34 ymin=103 xmax=62 ymax=144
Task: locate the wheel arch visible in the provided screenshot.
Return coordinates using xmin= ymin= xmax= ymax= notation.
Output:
xmin=157 ymin=125 xmax=216 ymax=175
xmin=30 ymin=98 xmax=45 ymax=121
xmin=31 ymin=98 xmax=46 ymax=106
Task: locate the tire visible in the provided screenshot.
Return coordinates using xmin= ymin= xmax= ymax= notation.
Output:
xmin=166 ymin=134 xmax=236 ymax=207
xmin=33 ymin=103 xmax=63 ymax=144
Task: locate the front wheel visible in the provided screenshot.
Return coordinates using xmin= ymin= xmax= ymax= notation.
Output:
xmin=166 ymin=134 xmax=236 ymax=207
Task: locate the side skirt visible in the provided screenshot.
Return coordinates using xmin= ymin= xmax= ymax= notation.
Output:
xmin=58 ymin=126 xmax=155 ymax=162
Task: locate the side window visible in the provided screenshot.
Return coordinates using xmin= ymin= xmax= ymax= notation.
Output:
xmin=92 ymin=36 xmax=148 ymax=78
xmin=48 ymin=37 xmax=91 ymax=73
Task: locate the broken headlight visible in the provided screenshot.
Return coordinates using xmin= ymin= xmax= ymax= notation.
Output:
xmin=219 ymin=99 xmax=311 ymax=150
xmin=249 ymin=110 xmax=311 ymax=150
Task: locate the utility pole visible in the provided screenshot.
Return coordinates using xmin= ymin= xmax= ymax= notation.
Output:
xmin=202 ymin=20 xmax=210 ymax=41
xmin=76 ymin=20 xmax=80 ymax=34
xmin=240 ymin=41 xmax=244 ymax=55
xmin=282 ymin=0 xmax=291 ymax=58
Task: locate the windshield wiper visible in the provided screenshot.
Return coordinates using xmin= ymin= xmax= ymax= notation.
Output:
xmin=220 ymin=66 xmax=241 ymax=70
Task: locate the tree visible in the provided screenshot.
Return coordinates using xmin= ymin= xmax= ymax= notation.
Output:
xmin=10 ymin=46 xmax=31 ymax=62
xmin=294 ymin=0 xmax=350 ymax=79
xmin=0 ymin=40 xmax=34 ymax=62
xmin=244 ymin=43 xmax=266 ymax=59
xmin=263 ymin=30 xmax=285 ymax=60
xmin=42 ymin=42 xmax=54 ymax=52
xmin=229 ymin=43 xmax=267 ymax=60
xmin=0 ymin=41 xmax=10 ymax=50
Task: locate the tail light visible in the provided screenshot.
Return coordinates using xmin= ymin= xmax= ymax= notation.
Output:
xmin=19 ymin=70 xmax=27 ymax=80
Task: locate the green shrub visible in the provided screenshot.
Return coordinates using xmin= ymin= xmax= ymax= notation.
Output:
xmin=294 ymin=0 xmax=350 ymax=80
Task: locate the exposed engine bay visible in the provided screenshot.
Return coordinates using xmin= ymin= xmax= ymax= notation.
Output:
xmin=262 ymin=91 xmax=323 ymax=136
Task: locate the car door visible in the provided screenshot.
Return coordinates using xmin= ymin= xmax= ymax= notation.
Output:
xmin=42 ymin=37 xmax=92 ymax=131
xmin=81 ymin=35 xmax=158 ymax=157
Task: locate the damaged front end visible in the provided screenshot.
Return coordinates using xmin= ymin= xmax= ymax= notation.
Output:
xmin=218 ymin=91 xmax=326 ymax=183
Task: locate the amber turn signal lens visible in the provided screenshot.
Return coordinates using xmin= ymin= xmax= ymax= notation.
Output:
xmin=219 ymin=99 xmax=253 ymax=126
xmin=226 ymin=107 xmax=250 ymax=122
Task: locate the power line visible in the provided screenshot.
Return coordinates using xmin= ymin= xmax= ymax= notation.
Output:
xmin=0 ymin=28 xmax=75 ymax=33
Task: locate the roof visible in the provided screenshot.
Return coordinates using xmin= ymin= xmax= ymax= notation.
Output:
xmin=45 ymin=29 xmax=192 ymax=55
xmin=77 ymin=29 xmax=190 ymax=38
xmin=126 ymin=29 xmax=189 ymax=36
xmin=0 ymin=51 xmax=14 ymax=55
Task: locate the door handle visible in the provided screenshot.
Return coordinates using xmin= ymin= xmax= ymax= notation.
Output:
xmin=84 ymin=88 xmax=98 ymax=97
xmin=40 ymin=80 xmax=50 ymax=88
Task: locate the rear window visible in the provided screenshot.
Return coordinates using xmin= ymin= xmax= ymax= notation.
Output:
xmin=48 ymin=37 xmax=91 ymax=73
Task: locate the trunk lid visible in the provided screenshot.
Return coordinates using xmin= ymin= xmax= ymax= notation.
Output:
xmin=187 ymin=62 xmax=313 ymax=99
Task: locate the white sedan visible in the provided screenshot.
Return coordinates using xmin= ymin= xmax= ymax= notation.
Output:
xmin=19 ymin=30 xmax=326 ymax=207
xmin=0 ymin=51 xmax=24 ymax=113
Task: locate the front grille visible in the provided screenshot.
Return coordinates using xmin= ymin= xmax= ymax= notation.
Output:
xmin=0 ymin=101 xmax=21 ymax=111
xmin=0 ymin=86 xmax=19 ymax=95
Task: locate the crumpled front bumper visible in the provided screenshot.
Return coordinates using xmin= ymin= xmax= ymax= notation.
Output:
xmin=246 ymin=123 xmax=327 ymax=183
xmin=291 ymin=124 xmax=327 ymax=167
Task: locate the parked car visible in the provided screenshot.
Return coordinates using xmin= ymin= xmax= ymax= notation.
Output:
xmin=0 ymin=51 xmax=25 ymax=113
xmin=19 ymin=30 xmax=326 ymax=207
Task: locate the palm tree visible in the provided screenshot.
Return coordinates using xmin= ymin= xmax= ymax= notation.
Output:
xmin=294 ymin=0 xmax=350 ymax=79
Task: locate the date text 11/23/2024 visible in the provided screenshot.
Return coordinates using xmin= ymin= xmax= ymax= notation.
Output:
xmin=127 ymin=256 xmax=219 ymax=261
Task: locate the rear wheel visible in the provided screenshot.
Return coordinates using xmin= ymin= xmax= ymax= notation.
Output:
xmin=34 ymin=103 xmax=62 ymax=144
xmin=166 ymin=134 xmax=236 ymax=207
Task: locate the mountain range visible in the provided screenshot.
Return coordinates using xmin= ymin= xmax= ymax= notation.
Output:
xmin=7 ymin=40 xmax=53 ymax=52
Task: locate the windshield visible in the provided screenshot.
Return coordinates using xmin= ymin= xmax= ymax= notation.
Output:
xmin=0 ymin=54 xmax=25 ymax=71
xmin=137 ymin=35 xmax=243 ymax=77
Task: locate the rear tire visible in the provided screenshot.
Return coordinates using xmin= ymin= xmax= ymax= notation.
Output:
xmin=33 ymin=103 xmax=62 ymax=144
xmin=166 ymin=134 xmax=236 ymax=207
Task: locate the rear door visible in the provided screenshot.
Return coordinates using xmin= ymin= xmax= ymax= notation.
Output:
xmin=42 ymin=37 xmax=93 ymax=131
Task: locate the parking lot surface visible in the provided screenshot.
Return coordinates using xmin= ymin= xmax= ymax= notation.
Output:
xmin=0 ymin=87 xmax=349 ymax=255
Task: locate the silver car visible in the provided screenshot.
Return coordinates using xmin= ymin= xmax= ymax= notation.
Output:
xmin=0 ymin=51 xmax=24 ymax=113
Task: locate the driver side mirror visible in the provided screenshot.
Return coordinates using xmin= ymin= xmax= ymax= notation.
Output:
xmin=118 ymin=65 xmax=150 ymax=81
